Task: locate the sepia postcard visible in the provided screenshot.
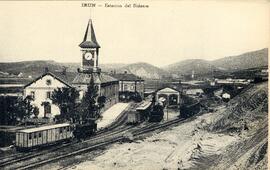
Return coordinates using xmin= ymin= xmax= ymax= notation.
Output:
xmin=0 ymin=1 xmax=269 ymax=169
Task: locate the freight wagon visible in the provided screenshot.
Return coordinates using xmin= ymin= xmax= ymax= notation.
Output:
xmin=15 ymin=123 xmax=73 ymax=150
xmin=127 ymin=100 xmax=152 ymax=124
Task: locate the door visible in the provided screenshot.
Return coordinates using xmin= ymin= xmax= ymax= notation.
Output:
xmin=44 ymin=102 xmax=51 ymax=118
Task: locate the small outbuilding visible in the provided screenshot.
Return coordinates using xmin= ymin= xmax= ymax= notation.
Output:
xmin=155 ymin=87 xmax=181 ymax=106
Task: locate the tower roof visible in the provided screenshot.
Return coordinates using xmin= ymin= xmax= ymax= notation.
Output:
xmin=79 ymin=19 xmax=100 ymax=48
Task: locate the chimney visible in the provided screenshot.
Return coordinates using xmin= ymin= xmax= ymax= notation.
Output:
xmin=44 ymin=67 xmax=49 ymax=73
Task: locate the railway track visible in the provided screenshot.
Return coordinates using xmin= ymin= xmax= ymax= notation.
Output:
xmin=5 ymin=125 xmax=134 ymax=170
xmin=4 ymin=117 xmax=187 ymax=170
xmin=0 ymin=103 xmax=137 ymax=169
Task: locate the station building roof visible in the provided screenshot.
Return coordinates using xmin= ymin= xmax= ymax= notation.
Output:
xmin=24 ymin=72 xmax=73 ymax=88
xmin=72 ymin=72 xmax=118 ymax=85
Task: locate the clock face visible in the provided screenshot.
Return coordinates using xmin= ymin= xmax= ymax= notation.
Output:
xmin=84 ymin=52 xmax=93 ymax=60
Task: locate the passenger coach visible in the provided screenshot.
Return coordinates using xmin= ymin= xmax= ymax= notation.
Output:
xmin=16 ymin=123 xmax=73 ymax=150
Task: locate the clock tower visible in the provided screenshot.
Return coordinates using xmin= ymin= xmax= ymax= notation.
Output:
xmin=79 ymin=19 xmax=101 ymax=73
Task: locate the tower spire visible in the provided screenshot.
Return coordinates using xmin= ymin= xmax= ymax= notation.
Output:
xmin=79 ymin=19 xmax=100 ymax=48
xmin=80 ymin=18 xmax=101 ymax=73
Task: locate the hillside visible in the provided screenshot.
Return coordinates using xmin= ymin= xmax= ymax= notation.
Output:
xmin=99 ymin=63 xmax=128 ymax=73
xmin=205 ymin=82 xmax=268 ymax=169
xmin=0 ymin=60 xmax=76 ymax=78
xmin=117 ymin=62 xmax=169 ymax=79
xmin=164 ymin=48 xmax=268 ymax=75
xmin=163 ymin=59 xmax=219 ymax=75
xmin=0 ymin=60 xmax=167 ymax=80
xmin=0 ymin=48 xmax=267 ymax=79
xmin=212 ymin=48 xmax=268 ymax=71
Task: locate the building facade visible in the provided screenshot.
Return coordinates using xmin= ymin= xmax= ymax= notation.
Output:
xmin=23 ymin=72 xmax=72 ymax=118
xmin=72 ymin=72 xmax=119 ymax=111
xmin=110 ymin=72 xmax=144 ymax=101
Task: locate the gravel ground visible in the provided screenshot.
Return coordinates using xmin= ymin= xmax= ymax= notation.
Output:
xmin=69 ymin=106 xmax=240 ymax=170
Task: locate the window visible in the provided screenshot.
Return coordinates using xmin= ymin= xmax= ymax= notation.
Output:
xmin=46 ymin=79 xmax=52 ymax=86
xmin=67 ymin=127 xmax=70 ymax=132
xmin=124 ymin=84 xmax=128 ymax=91
xmin=29 ymin=134 xmax=32 ymax=140
xmin=39 ymin=132 xmax=42 ymax=138
xmin=130 ymin=85 xmax=134 ymax=90
xmin=60 ymin=128 xmax=63 ymax=134
xmin=46 ymin=91 xmax=51 ymax=99
xmin=30 ymin=91 xmax=35 ymax=100
xmin=34 ymin=133 xmax=37 ymax=138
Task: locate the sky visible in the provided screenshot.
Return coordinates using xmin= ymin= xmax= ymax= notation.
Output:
xmin=0 ymin=1 xmax=269 ymax=67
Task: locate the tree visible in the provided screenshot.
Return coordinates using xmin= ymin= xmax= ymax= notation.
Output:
xmin=0 ymin=95 xmax=38 ymax=125
xmin=33 ymin=106 xmax=39 ymax=118
xmin=0 ymin=96 xmax=17 ymax=125
xmin=51 ymin=87 xmax=79 ymax=122
xmin=77 ymin=75 xmax=99 ymax=123
xmin=15 ymin=95 xmax=35 ymax=121
xmin=97 ymin=96 xmax=106 ymax=118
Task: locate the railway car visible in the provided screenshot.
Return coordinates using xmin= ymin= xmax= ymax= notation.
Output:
xmin=179 ymin=101 xmax=201 ymax=118
xmin=127 ymin=100 xmax=152 ymax=124
xmin=15 ymin=123 xmax=73 ymax=151
xmin=127 ymin=111 xmax=141 ymax=124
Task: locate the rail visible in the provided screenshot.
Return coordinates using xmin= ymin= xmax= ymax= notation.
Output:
xmin=2 ymin=117 xmax=190 ymax=170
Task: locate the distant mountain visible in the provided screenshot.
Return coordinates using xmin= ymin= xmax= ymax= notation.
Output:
xmin=163 ymin=59 xmax=218 ymax=75
xmin=117 ymin=62 xmax=169 ymax=79
xmin=0 ymin=60 xmax=75 ymax=78
xmin=0 ymin=60 xmax=166 ymax=80
xmin=0 ymin=48 xmax=267 ymax=80
xmin=212 ymin=48 xmax=268 ymax=71
xmin=164 ymin=48 xmax=268 ymax=75
xmin=99 ymin=63 xmax=128 ymax=73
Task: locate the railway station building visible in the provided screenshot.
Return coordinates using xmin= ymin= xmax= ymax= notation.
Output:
xmin=72 ymin=19 xmax=119 ymax=111
xmin=23 ymin=19 xmax=119 ymax=120
xmin=23 ymin=72 xmax=73 ymax=119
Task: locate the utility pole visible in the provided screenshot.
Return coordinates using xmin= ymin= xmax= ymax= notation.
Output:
xmin=166 ymin=105 xmax=169 ymax=120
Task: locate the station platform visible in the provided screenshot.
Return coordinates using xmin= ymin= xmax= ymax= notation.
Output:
xmin=97 ymin=103 xmax=130 ymax=130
